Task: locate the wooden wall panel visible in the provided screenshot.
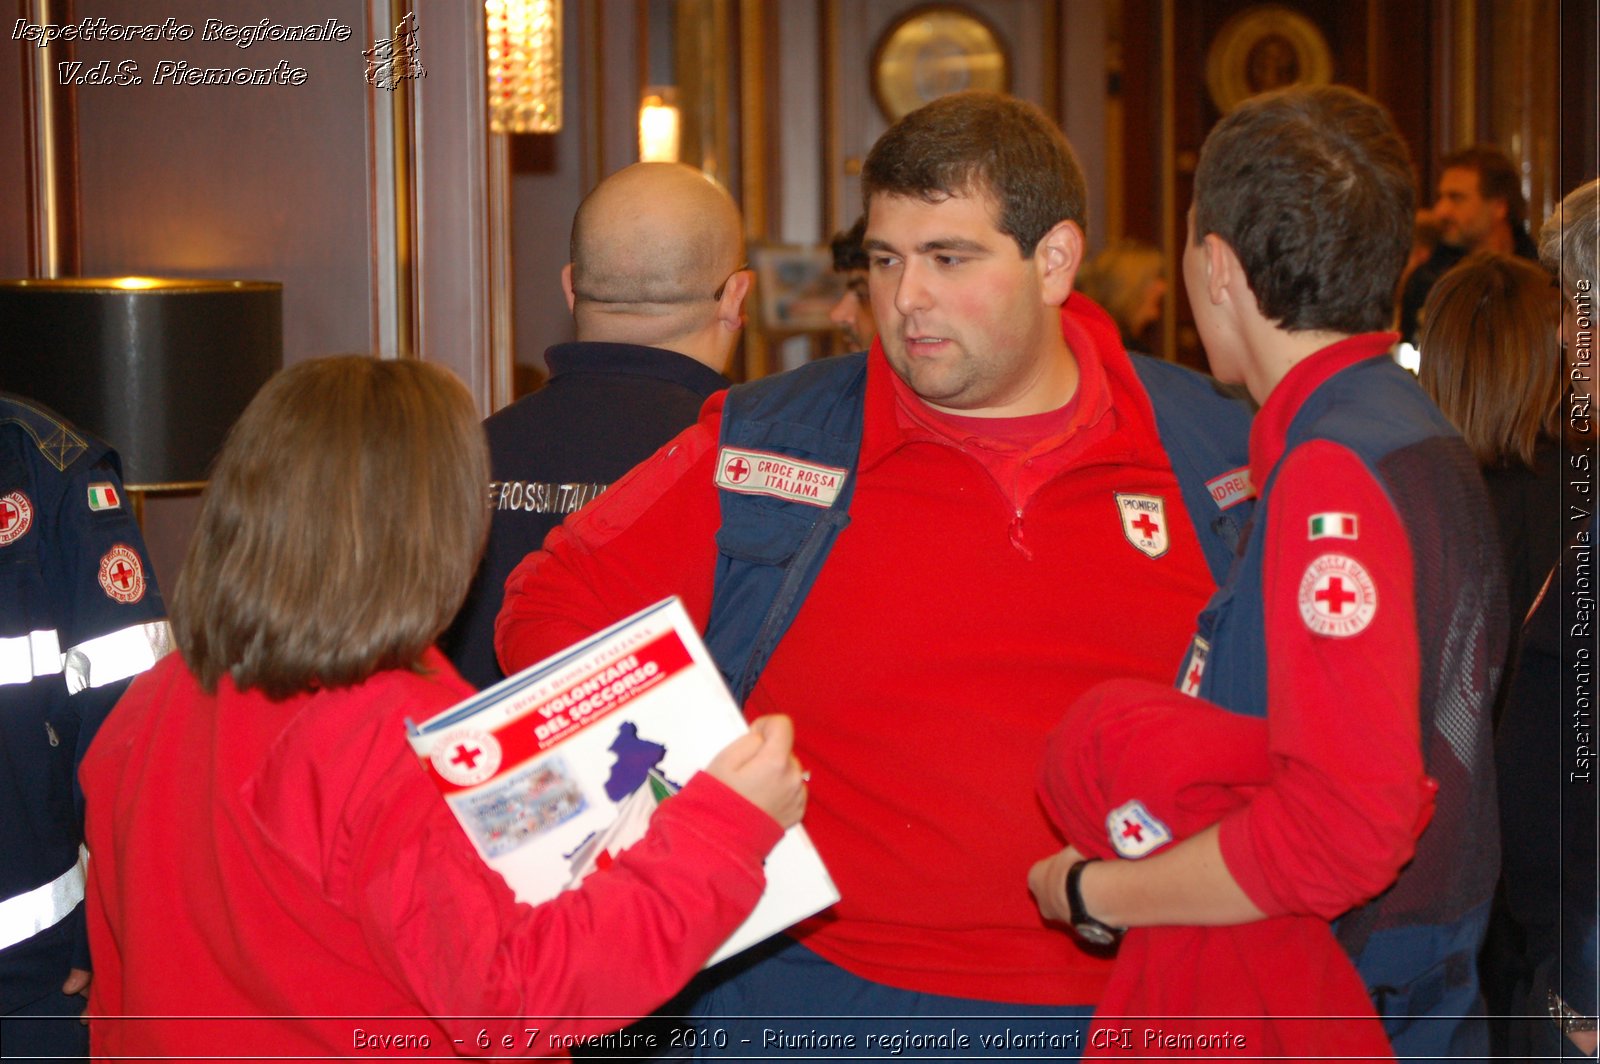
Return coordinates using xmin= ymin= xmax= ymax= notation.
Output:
xmin=1128 ymin=0 xmax=1438 ymax=370
xmin=69 ymin=0 xmax=376 ymax=365
xmin=1 ymin=28 xmax=37 ymax=277
xmin=1558 ymin=0 xmax=1598 ymax=197
xmin=413 ymin=0 xmax=493 ymax=398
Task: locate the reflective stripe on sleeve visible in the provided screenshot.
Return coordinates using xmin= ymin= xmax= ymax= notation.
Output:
xmin=63 ymin=620 xmax=172 ymax=694
xmin=0 ymin=845 xmax=87 ymax=951
xmin=0 ymin=629 xmax=64 ymax=687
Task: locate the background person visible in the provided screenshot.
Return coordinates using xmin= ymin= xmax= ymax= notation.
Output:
xmin=0 ymin=394 xmax=169 ymax=1063
xmin=1074 ymin=238 xmax=1168 ymax=355
xmin=826 ymin=216 xmax=877 ymax=350
xmin=1399 ymin=144 xmax=1542 ymax=342
xmin=441 ymin=162 xmax=749 ymax=689
xmin=1494 ymin=175 xmax=1599 ymax=1059
xmin=1417 ymin=251 xmax=1566 ymax=633
xmin=80 ymin=356 xmax=805 ymax=1057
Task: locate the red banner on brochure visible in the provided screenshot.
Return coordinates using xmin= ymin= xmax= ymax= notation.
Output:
xmin=425 ymin=631 xmax=692 ymax=793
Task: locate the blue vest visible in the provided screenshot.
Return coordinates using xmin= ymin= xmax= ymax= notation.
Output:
xmin=703 ymin=350 xmax=1256 ymax=703
xmin=1181 ymin=356 xmax=1503 ymax=1060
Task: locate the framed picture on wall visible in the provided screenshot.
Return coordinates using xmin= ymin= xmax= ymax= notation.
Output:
xmin=751 ymin=244 xmax=840 ymax=333
xmin=1205 ymin=4 xmax=1334 ymax=115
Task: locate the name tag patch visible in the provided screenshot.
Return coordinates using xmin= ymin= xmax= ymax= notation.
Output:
xmin=1205 ymin=466 xmax=1255 ymax=511
xmin=714 ymin=447 xmax=846 ymax=508
xmin=1179 ymin=635 xmax=1210 ymax=697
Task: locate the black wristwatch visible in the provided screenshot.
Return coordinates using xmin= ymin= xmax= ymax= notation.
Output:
xmin=1065 ymin=859 xmax=1122 ymax=947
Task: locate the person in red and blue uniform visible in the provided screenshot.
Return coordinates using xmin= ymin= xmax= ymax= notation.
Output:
xmin=498 ymin=92 xmax=1254 ymax=1057
xmin=1030 ymin=87 xmax=1505 ymax=1062
xmin=0 ymin=393 xmax=169 ymax=1062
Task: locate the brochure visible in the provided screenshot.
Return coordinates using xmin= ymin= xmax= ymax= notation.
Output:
xmin=408 ymin=596 xmax=838 ymax=966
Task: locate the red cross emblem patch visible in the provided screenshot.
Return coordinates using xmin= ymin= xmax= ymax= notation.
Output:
xmin=430 ymin=728 xmax=502 ymax=787
xmin=1114 ymin=492 xmax=1168 ymax=558
xmin=1105 ymin=798 xmax=1173 ymax=858
xmin=97 ymin=544 xmax=146 ymax=604
xmin=0 ymin=491 xmax=33 ymax=546
xmin=1298 ymin=553 xmax=1378 ymax=637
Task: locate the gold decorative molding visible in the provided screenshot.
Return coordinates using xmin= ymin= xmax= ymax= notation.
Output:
xmin=22 ymin=0 xmax=78 ymax=278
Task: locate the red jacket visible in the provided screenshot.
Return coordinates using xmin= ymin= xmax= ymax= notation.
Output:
xmin=1039 ymin=679 xmax=1394 ymax=1059
xmin=497 ymin=296 xmax=1219 ymax=1004
xmin=81 ymin=649 xmax=780 ymax=1057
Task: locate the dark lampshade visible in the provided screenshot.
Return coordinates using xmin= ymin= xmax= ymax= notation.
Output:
xmin=0 ymin=278 xmax=282 ymax=489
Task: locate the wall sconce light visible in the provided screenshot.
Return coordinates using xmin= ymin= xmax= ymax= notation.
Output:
xmin=639 ymin=88 xmax=681 ymax=163
xmin=0 ymin=278 xmax=283 ymax=491
xmin=486 ymin=0 xmax=562 ymax=134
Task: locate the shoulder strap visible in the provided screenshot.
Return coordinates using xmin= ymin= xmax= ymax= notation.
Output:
xmin=1129 ymin=355 xmax=1256 ymax=585
xmin=0 ymin=393 xmax=100 ymax=474
xmin=703 ymin=355 xmax=868 ymax=705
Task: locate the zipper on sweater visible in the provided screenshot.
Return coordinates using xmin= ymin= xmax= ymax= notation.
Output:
xmin=920 ymin=434 xmax=1038 ymax=560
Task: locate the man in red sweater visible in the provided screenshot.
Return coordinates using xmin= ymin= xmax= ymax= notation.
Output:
xmin=497 ymin=92 xmax=1248 ymax=1055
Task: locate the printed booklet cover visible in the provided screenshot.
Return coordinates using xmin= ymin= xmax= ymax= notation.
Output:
xmin=408 ymin=596 xmax=838 ymax=967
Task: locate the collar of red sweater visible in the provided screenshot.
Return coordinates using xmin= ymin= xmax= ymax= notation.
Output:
xmin=859 ymin=293 xmax=1157 ymax=473
xmin=1248 ymin=331 xmax=1400 ymax=487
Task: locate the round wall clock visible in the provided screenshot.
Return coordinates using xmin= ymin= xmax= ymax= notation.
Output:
xmin=872 ymin=6 xmax=1011 ymax=123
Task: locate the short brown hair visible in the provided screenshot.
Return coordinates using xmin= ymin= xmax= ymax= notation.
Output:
xmin=861 ymin=91 xmax=1087 ymax=256
xmin=1193 ymin=85 xmax=1415 ymax=334
xmin=173 ymin=356 xmax=490 ymax=699
xmin=1418 ymin=252 xmax=1563 ymax=468
xmin=1441 ymin=145 xmax=1527 ymax=229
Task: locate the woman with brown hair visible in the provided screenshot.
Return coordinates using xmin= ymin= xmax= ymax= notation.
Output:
xmin=80 ymin=356 xmax=805 ymax=1055
xmin=1418 ymin=250 xmax=1566 ymax=626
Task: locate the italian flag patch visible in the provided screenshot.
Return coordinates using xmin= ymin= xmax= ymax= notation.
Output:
xmin=87 ymin=483 xmax=121 ymax=511
xmin=1308 ymin=512 xmax=1358 ymax=540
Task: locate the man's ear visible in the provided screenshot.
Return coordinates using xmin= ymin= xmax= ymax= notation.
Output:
xmin=561 ymin=263 xmax=577 ymax=313
xmin=716 ymin=269 xmax=754 ymax=330
xmin=1203 ymin=233 xmax=1238 ymax=306
xmin=1037 ymin=220 xmax=1084 ymax=305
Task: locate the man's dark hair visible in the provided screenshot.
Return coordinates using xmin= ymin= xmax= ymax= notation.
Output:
xmin=1441 ymin=144 xmax=1527 ymax=228
xmin=1193 ymin=85 xmax=1415 ymax=335
xmin=860 ymin=91 xmax=1087 ymax=256
xmin=831 ymin=216 xmax=869 ymax=272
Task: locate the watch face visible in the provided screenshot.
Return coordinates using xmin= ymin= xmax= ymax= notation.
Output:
xmin=1074 ymin=921 xmax=1118 ymax=948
